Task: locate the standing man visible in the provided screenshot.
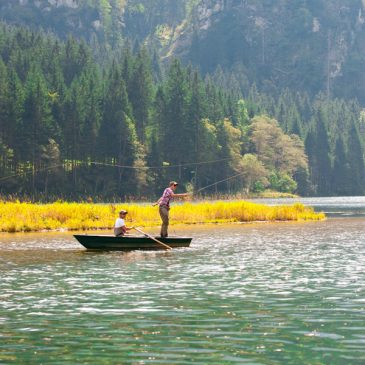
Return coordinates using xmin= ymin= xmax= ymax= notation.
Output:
xmin=114 ymin=210 xmax=134 ymax=237
xmin=153 ymin=181 xmax=189 ymax=237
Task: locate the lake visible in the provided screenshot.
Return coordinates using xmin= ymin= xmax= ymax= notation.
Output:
xmin=1 ymin=197 xmax=365 ymax=365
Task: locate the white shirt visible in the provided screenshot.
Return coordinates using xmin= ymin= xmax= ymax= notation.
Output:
xmin=115 ymin=218 xmax=125 ymax=228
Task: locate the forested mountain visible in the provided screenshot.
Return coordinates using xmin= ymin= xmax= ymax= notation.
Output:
xmin=2 ymin=0 xmax=365 ymax=102
xmin=1 ymin=1 xmax=365 ymax=199
xmin=173 ymin=0 xmax=365 ymax=102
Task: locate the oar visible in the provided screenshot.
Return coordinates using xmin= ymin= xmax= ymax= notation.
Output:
xmin=133 ymin=227 xmax=172 ymax=250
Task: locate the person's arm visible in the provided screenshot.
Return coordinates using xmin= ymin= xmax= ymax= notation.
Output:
xmin=171 ymin=192 xmax=190 ymax=198
xmin=122 ymin=224 xmax=134 ymax=234
xmin=152 ymin=197 xmax=162 ymax=207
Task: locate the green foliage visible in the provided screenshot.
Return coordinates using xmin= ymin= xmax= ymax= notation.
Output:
xmin=269 ymin=172 xmax=298 ymax=193
xmin=128 ymin=47 xmax=154 ymax=143
xmin=332 ymin=137 xmax=351 ymax=196
xmin=0 ymin=26 xmax=252 ymax=199
xmin=0 ymin=21 xmax=363 ymax=199
xmin=241 ymin=153 xmax=269 ymax=193
xmin=253 ymin=181 xmax=265 ymax=193
xmin=307 ymin=107 xmax=333 ymax=195
xmin=2 ymin=0 xmax=365 ymax=106
xmin=347 ymin=122 xmax=365 ymax=195
xmin=250 ymin=115 xmax=308 ymax=174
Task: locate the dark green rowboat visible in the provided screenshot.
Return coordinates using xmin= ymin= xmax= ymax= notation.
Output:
xmin=74 ymin=234 xmax=192 ymax=251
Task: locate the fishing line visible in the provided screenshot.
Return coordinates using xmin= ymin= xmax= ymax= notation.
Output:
xmin=0 ymin=159 xmax=246 ymax=196
xmin=0 ymin=158 xmax=233 ymax=182
xmin=194 ymin=172 xmax=246 ymax=193
xmin=89 ymin=158 xmax=232 ymax=170
xmin=0 ymin=164 xmax=65 ymax=182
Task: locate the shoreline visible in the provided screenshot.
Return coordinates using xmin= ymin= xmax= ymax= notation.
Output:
xmin=0 ymin=218 xmax=326 ymax=235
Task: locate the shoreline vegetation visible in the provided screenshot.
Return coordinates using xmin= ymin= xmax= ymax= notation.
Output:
xmin=0 ymin=200 xmax=325 ymax=233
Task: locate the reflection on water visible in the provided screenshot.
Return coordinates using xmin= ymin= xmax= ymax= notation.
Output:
xmin=249 ymin=195 xmax=365 ymax=217
xmin=1 ymin=200 xmax=365 ymax=364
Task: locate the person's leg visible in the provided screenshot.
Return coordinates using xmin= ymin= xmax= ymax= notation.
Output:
xmin=114 ymin=227 xmax=123 ymax=237
xmin=159 ymin=206 xmax=169 ymax=237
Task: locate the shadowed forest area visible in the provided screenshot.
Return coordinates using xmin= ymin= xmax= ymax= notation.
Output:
xmin=1 ymin=1 xmax=365 ymax=200
xmin=0 ymin=25 xmax=364 ymax=200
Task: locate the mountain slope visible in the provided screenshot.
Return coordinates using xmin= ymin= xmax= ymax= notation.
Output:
xmin=1 ymin=0 xmax=365 ymax=102
xmin=164 ymin=0 xmax=365 ymax=101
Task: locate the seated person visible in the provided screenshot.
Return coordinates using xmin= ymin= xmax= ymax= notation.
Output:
xmin=114 ymin=210 xmax=133 ymax=236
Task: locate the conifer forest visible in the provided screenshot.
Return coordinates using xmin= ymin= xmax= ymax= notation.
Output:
xmin=1 ymin=1 xmax=365 ymax=200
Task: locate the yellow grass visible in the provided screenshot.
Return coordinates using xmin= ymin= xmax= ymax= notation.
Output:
xmin=0 ymin=201 xmax=325 ymax=232
xmin=0 ymin=200 xmax=325 ymax=233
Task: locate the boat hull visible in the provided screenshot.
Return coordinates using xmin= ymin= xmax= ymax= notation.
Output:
xmin=74 ymin=234 xmax=192 ymax=251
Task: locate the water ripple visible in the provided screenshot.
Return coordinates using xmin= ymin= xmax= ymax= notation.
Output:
xmin=1 ymin=219 xmax=365 ymax=364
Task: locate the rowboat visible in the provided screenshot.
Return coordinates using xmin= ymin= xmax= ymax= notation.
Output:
xmin=74 ymin=234 xmax=192 ymax=251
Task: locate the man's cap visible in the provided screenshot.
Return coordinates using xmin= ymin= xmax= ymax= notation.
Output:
xmin=169 ymin=181 xmax=178 ymax=186
xmin=119 ymin=210 xmax=128 ymax=214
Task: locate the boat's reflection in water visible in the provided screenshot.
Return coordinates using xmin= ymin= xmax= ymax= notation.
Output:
xmin=0 ymin=232 xmax=178 ymax=269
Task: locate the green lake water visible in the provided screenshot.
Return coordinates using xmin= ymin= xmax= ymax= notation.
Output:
xmin=1 ymin=198 xmax=365 ymax=364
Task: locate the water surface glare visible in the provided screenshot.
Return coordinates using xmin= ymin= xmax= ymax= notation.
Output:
xmin=1 ymin=219 xmax=365 ymax=364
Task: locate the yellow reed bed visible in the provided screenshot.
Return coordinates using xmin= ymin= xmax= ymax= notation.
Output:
xmin=0 ymin=200 xmax=325 ymax=233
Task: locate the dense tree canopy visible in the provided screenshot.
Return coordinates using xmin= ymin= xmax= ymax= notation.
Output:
xmin=0 ymin=25 xmax=364 ymax=200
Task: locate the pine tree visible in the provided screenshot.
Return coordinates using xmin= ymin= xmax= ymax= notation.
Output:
xmin=5 ymin=67 xmax=24 ymax=169
xmin=128 ymin=47 xmax=154 ymax=144
xmin=162 ymin=59 xmax=191 ymax=182
xmin=188 ymin=70 xmax=210 ymax=189
xmin=151 ymin=48 xmax=163 ymax=83
xmin=21 ymin=66 xmax=55 ymax=195
xmin=306 ymin=109 xmax=332 ymax=196
xmin=0 ymin=57 xmax=8 ymax=143
xmin=333 ymin=136 xmax=351 ymax=195
xmin=79 ymin=66 xmax=102 ymax=160
xmin=98 ymin=63 xmax=140 ymax=196
xmin=189 ymin=71 xmax=207 ymax=157
xmin=347 ymin=122 xmax=365 ymax=195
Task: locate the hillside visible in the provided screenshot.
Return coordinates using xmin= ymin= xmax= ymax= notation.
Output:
xmin=1 ymin=0 xmax=365 ymax=103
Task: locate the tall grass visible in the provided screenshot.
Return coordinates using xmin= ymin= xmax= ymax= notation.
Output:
xmin=0 ymin=200 xmax=325 ymax=233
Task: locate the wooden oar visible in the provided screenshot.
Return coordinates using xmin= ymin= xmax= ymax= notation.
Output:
xmin=133 ymin=227 xmax=172 ymax=250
